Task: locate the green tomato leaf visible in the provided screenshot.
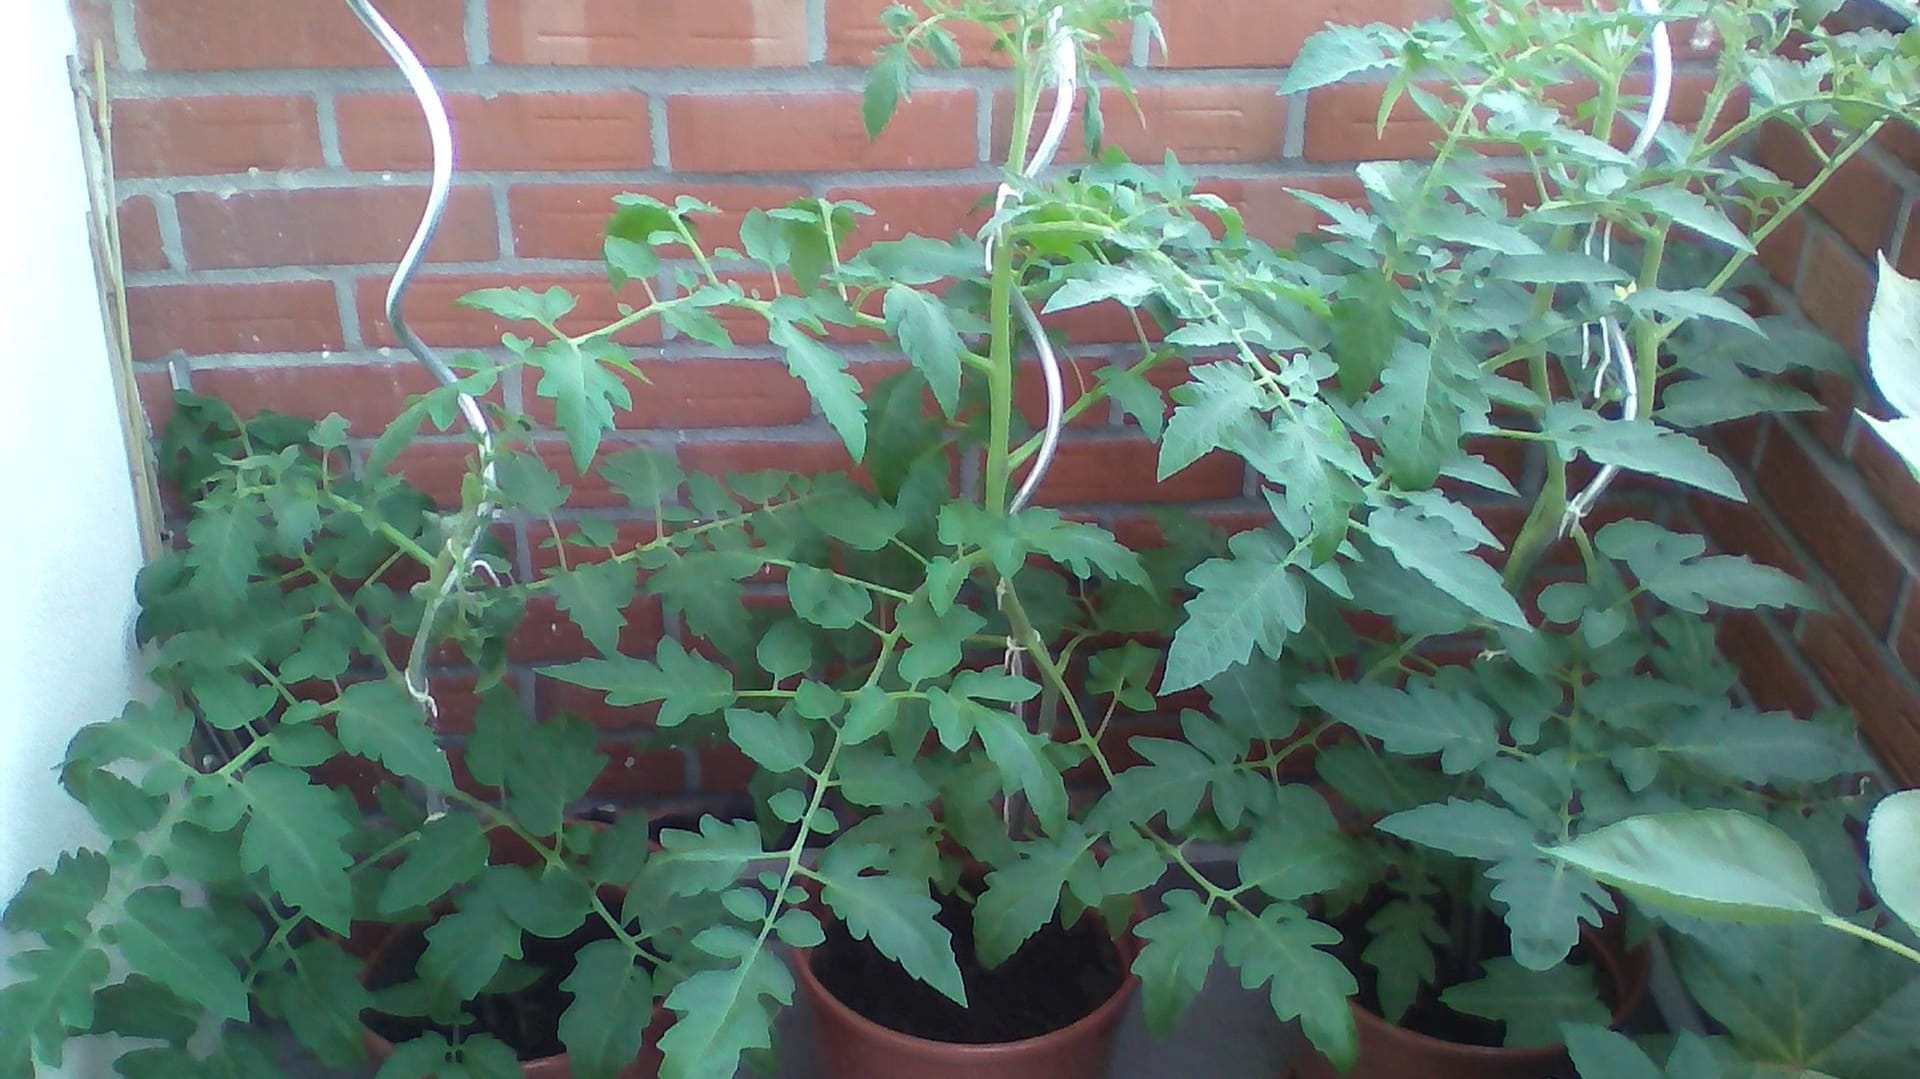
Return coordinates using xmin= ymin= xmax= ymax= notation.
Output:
xmin=559 ymin=939 xmax=655 ymax=1079
xmin=975 ymin=829 xmax=1099 ymax=969
xmin=115 ymin=887 xmax=249 ymax=1024
xmin=1441 ymin=957 xmax=1606 ymax=1048
xmin=1544 ymin=810 xmax=1838 ymax=925
xmin=770 ymin=320 xmax=866 ymax=462
xmin=240 ymin=764 xmax=355 ymax=934
xmin=378 ymin=813 xmax=489 ymax=916
xmin=1132 ymin=890 xmax=1224 ymax=1034
xmin=333 ymin=680 xmax=454 ymax=793
xmin=1222 ymin=907 xmax=1358 ymax=1070
xmin=551 ymin=558 xmax=639 ymax=655
xmin=818 ymin=857 xmax=966 ymax=1006
xmin=1164 ymin=530 xmax=1306 ymax=692
xmin=883 ymin=285 xmax=964 ymax=416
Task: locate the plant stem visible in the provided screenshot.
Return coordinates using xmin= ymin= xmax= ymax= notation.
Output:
xmin=1820 ymin=915 xmax=1920 ymax=967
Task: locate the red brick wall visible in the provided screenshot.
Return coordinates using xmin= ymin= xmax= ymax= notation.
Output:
xmin=1702 ymin=104 xmax=1920 ymax=785
xmin=84 ymin=0 xmax=1917 ymax=793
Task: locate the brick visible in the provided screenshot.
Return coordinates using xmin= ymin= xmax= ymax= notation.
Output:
xmin=668 ymin=90 xmax=977 ymax=173
xmin=354 ymin=273 xmax=661 ymax=349
xmin=1758 ymin=209 xmax=1808 ymax=287
xmin=178 ymin=187 xmax=497 ymax=269
xmin=522 ymin=359 xmax=815 ymax=430
xmin=1851 ymin=420 xmax=1920 ymax=537
xmin=1797 ymin=229 xmax=1873 ymax=357
xmin=590 ymin=743 xmax=691 ymax=799
xmin=1799 ymin=613 xmax=1920 ymax=784
xmin=1032 ymin=438 xmax=1243 ymax=505
xmin=1758 ymin=429 xmax=1901 ymax=633
xmin=511 ymin=182 xmax=809 ymax=260
xmin=1304 ymin=82 xmax=1441 ymax=162
xmin=991 ymin=85 xmax=1289 ymax=166
xmin=126 ymin=281 xmax=343 ymax=359
xmin=679 ymin=440 xmax=856 ymax=479
xmin=1155 ymin=0 xmax=1443 ymax=69
xmin=135 ymin=369 xmax=177 ymax=433
xmin=1014 ymin=354 xmax=1104 ymax=432
xmin=1719 ymin=612 xmax=1821 ymax=716
xmin=1902 ymin=210 xmax=1920 ymax=279
xmin=113 ymin=96 xmax=323 ymax=178
xmin=1754 ymin=123 xmax=1903 ymax=258
xmin=1688 ymin=494 xmax=1802 ymax=576
xmin=117 ymin=196 xmax=170 ymax=272
xmin=70 ymin=0 xmax=116 ymax=64
xmin=1199 ymin=174 xmax=1366 ymax=247
xmin=1876 ymin=123 xmax=1920 ymax=175
xmin=338 ymin=92 xmax=651 ymax=172
xmin=824 ymin=183 xmax=996 ymax=249
xmin=491 ymin=0 xmax=806 ymax=66
xmin=192 ymin=362 xmax=439 ymax=434
xmin=135 ymin=0 xmax=466 ymax=70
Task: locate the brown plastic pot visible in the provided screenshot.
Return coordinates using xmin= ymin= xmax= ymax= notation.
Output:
xmin=792 ymin=909 xmax=1141 ymax=1079
xmin=1288 ymin=928 xmax=1650 ymax=1079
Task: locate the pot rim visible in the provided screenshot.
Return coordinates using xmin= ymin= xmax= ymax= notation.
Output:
xmin=1341 ymin=924 xmax=1648 ymax=1062
xmin=791 ymin=905 xmax=1142 ymax=1060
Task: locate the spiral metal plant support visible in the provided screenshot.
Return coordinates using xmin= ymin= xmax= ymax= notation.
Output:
xmin=995 ymin=9 xmax=1079 ymax=514
xmin=342 ymin=0 xmax=500 ymax=736
xmin=1561 ymin=0 xmax=1673 ymax=535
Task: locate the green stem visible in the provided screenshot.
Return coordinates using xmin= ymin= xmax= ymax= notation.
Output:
xmin=1821 ymin=916 xmax=1920 ymax=967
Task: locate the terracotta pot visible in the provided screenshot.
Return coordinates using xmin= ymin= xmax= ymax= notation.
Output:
xmin=792 ymin=908 xmax=1140 ymax=1079
xmin=1288 ymin=928 xmax=1650 ymax=1079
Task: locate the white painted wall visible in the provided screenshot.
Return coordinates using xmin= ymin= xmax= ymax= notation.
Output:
xmin=0 ymin=0 xmax=146 ymax=936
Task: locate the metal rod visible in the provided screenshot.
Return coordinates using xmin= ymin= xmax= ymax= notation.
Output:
xmin=341 ymin=0 xmax=498 ymax=729
xmin=996 ymin=10 xmax=1078 ymax=514
xmin=1561 ymin=0 xmax=1672 ymax=536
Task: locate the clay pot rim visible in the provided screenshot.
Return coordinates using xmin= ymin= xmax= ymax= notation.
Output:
xmin=792 ymin=904 xmax=1142 ymax=1061
xmin=1341 ymin=924 xmax=1649 ymax=1063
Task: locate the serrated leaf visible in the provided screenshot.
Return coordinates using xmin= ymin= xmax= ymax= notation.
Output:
xmin=184 ymin=506 xmax=265 ymax=613
xmin=334 ymin=680 xmax=454 ymax=793
xmin=3 ymin=850 xmax=107 ymax=937
xmin=724 ymin=708 xmax=814 ymax=774
xmin=1543 ymin=404 xmax=1745 ymax=501
xmin=420 ymin=901 xmax=523 ymax=1001
xmin=1159 ymin=362 xmax=1262 ymax=480
xmin=552 ymin=558 xmax=639 ymax=655
xmin=1362 ymin=900 xmax=1444 ymax=1026
xmin=1222 ymin=907 xmax=1358 ymax=1069
xmin=379 ymin=813 xmax=489 ymax=915
xmin=1164 ymin=530 xmax=1306 ymax=691
xmin=531 ymin=338 xmax=633 ymax=470
xmin=819 ymin=865 xmax=965 ymax=1005
xmin=651 ymin=816 xmax=770 ymax=896
xmin=240 ymin=764 xmax=354 ymax=933
xmin=1368 ymin=504 xmax=1530 ymax=629
xmin=883 ymin=285 xmax=964 ymax=415
xmin=975 ymin=830 xmax=1099 ymax=968
xmin=1302 ymin=682 xmax=1501 ymax=773
xmin=975 ymin=709 xmax=1068 ymax=835
xmin=1280 ymin=24 xmax=1396 ymax=93
xmin=770 ymin=320 xmax=866 ymax=461
xmin=1564 ymin=1024 xmax=1663 ymax=1079
xmin=1132 ymin=891 xmax=1223 ymax=1034
xmin=1487 ymin=856 xmax=1615 ymax=970
xmin=657 ymin=951 xmax=792 ymax=1079
xmin=559 ymin=939 xmax=655 ymax=1079
xmin=1378 ymin=799 xmax=1540 ymax=861
xmin=1629 ymin=187 xmax=1755 ymax=254
xmin=1442 ymin=958 xmax=1607 ymax=1047
xmin=1099 ymin=363 xmax=1167 ymax=440
xmin=544 ymin=640 xmax=735 ymax=727
xmin=1239 ymin=828 xmax=1365 ymax=901
xmin=599 ymin=447 xmax=685 ymax=510
xmin=260 ymin=942 xmax=372 ymax=1068
xmin=0 ymin=936 xmax=111 ymax=1070
xmin=787 ymin=564 xmax=872 ymax=631
xmin=115 ymin=887 xmax=248 ymax=1023
xmin=502 ymin=716 xmax=607 ymax=838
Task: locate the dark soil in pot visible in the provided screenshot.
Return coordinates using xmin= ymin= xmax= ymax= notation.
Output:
xmin=810 ymin=889 xmax=1125 ymax=1044
xmin=364 ymin=916 xmax=632 ymax=1061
